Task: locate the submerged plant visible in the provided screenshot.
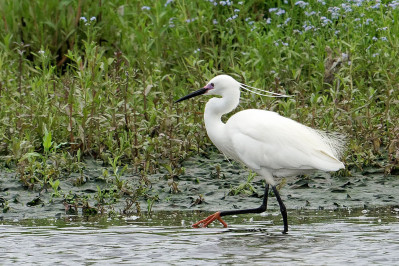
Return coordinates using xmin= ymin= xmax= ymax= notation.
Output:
xmin=0 ymin=0 xmax=397 ymax=217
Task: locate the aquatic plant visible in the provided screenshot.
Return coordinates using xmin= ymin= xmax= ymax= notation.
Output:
xmin=0 ymin=0 xmax=398 ymax=215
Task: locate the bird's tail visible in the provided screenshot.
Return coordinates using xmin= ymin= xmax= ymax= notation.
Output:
xmin=316 ymin=130 xmax=347 ymax=160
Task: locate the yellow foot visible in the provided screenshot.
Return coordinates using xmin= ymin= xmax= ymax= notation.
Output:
xmin=192 ymin=212 xmax=228 ymax=228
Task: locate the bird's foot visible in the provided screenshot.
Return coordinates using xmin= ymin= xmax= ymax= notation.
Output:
xmin=192 ymin=212 xmax=228 ymax=228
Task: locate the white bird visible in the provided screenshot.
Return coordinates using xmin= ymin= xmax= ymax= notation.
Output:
xmin=175 ymin=74 xmax=345 ymax=234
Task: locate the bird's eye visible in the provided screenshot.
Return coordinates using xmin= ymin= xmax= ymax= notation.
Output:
xmin=210 ymin=83 xmax=214 ymax=87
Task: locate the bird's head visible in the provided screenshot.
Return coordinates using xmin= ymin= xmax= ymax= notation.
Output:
xmin=175 ymin=75 xmax=240 ymax=103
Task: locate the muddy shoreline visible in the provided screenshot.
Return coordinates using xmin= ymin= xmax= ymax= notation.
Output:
xmin=1 ymin=152 xmax=398 ymax=221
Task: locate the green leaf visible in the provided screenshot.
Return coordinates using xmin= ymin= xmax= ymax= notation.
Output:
xmin=43 ymin=131 xmax=53 ymax=153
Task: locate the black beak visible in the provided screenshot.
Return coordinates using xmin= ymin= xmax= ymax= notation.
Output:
xmin=175 ymin=88 xmax=208 ymax=103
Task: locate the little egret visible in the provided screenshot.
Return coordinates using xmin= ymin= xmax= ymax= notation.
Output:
xmin=175 ymin=75 xmax=345 ymax=234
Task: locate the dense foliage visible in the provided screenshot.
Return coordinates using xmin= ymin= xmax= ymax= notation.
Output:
xmin=0 ymin=0 xmax=398 ymax=183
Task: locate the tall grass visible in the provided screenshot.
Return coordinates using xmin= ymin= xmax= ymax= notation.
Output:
xmin=0 ymin=0 xmax=398 ymax=179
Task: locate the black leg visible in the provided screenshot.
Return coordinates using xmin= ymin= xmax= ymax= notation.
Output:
xmin=220 ymin=184 xmax=269 ymax=217
xmin=272 ymin=185 xmax=288 ymax=234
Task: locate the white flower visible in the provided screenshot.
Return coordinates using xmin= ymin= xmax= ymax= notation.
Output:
xmin=371 ymin=3 xmax=380 ymax=9
xmin=80 ymin=17 xmax=87 ymax=22
xmin=365 ymin=18 xmax=373 ymax=25
xmin=389 ymin=1 xmax=399 ymax=9
xmin=305 ymin=11 xmax=316 ymax=17
xmin=141 ymin=6 xmax=150 ymax=10
xmin=276 ymin=9 xmax=286 ymax=16
xmin=341 ymin=3 xmax=352 ymax=13
xmin=295 ymin=1 xmax=309 ymax=8
xmin=320 ymin=16 xmax=332 ymax=25
xmin=328 ymin=7 xmax=341 ymax=19
xmin=90 ymin=16 xmax=96 ymax=21
xmin=38 ymin=50 xmax=45 ymax=54
xmin=270 ymin=8 xmax=286 ymax=16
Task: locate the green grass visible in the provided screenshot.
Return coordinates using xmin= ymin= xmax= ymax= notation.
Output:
xmin=0 ymin=0 xmax=398 ymax=198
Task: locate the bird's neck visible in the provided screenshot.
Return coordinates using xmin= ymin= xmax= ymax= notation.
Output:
xmin=204 ymin=89 xmax=240 ymax=138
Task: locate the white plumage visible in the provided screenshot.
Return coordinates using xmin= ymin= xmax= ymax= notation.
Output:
xmin=203 ymin=75 xmax=345 ymax=185
xmin=175 ymin=74 xmax=345 ymax=232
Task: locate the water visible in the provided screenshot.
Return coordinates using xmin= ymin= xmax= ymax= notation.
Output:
xmin=1 ymin=208 xmax=399 ymax=265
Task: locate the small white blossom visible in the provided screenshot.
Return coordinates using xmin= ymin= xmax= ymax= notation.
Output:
xmin=270 ymin=8 xmax=286 ymax=16
xmin=305 ymin=11 xmax=316 ymax=17
xmin=295 ymin=1 xmax=309 ymax=8
xmin=141 ymin=6 xmax=150 ymax=10
xmin=370 ymin=3 xmax=380 ymax=9
xmin=389 ymin=1 xmax=399 ymax=9
xmin=320 ymin=16 xmax=332 ymax=25
xmin=276 ymin=9 xmax=286 ymax=16
xmin=341 ymin=3 xmax=352 ymax=13
xmin=328 ymin=7 xmax=341 ymax=19
xmin=186 ymin=18 xmax=196 ymax=23
xmin=365 ymin=18 xmax=373 ymax=25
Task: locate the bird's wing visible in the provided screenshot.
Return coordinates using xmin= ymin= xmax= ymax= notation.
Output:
xmin=226 ymin=109 xmax=343 ymax=172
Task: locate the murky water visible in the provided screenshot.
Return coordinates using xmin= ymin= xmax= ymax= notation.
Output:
xmin=1 ymin=208 xmax=399 ymax=265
